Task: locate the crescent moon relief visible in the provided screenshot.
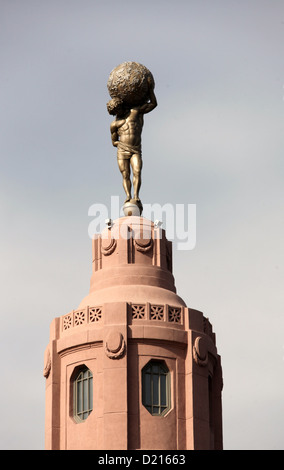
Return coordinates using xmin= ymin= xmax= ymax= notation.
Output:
xmin=134 ymin=237 xmax=153 ymax=252
xmin=101 ymin=237 xmax=117 ymax=256
xmin=43 ymin=348 xmax=51 ymax=378
xmin=193 ymin=336 xmax=208 ymax=367
xmin=105 ymin=331 xmax=126 ymax=359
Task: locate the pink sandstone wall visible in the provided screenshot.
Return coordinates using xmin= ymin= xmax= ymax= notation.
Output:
xmin=44 ymin=217 xmax=223 ymax=450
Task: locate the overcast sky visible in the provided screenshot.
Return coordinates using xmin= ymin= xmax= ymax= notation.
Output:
xmin=0 ymin=0 xmax=283 ymax=450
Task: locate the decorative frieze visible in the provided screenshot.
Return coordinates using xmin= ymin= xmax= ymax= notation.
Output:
xmin=62 ymin=306 xmax=103 ymax=332
xmin=61 ymin=303 xmax=183 ymax=333
xmin=131 ymin=303 xmax=183 ymax=324
xmin=168 ymin=307 xmax=182 ymax=323
xmin=150 ymin=304 xmax=164 ymax=321
xmin=131 ymin=304 xmax=146 ymax=319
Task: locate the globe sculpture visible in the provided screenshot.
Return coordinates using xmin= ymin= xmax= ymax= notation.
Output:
xmin=107 ymin=61 xmax=155 ymax=108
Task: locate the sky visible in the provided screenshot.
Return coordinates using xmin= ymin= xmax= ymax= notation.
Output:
xmin=0 ymin=0 xmax=283 ymax=450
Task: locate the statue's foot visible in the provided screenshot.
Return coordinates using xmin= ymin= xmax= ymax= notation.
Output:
xmin=130 ymin=197 xmax=141 ymax=205
xmin=124 ymin=196 xmax=131 ymax=203
xmin=129 ymin=197 xmax=143 ymax=214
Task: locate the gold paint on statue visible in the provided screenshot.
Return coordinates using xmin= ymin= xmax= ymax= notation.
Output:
xmin=107 ymin=62 xmax=157 ymax=213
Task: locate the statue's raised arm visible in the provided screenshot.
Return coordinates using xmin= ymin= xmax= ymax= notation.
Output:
xmin=138 ymin=78 xmax=157 ymax=114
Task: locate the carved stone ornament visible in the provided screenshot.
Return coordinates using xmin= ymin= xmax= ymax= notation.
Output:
xmin=101 ymin=236 xmax=117 ymax=256
xmin=43 ymin=348 xmax=51 ymax=378
xmin=105 ymin=331 xmax=126 ymax=359
xmin=134 ymin=237 xmax=153 ymax=253
xmin=193 ymin=336 xmax=208 ymax=367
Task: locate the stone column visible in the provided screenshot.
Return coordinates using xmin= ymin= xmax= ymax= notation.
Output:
xmin=102 ymin=302 xmax=128 ymax=449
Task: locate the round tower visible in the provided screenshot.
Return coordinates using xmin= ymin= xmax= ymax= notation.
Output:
xmin=44 ymin=216 xmax=223 ymax=450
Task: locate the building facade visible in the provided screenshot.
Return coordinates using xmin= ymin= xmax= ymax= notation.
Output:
xmin=44 ymin=216 xmax=223 ymax=450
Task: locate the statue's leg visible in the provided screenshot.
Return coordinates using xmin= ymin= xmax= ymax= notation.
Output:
xmin=117 ymin=158 xmax=131 ymax=202
xmin=130 ymin=154 xmax=142 ymax=201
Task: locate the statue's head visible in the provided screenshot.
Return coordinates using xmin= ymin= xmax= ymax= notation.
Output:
xmin=107 ymin=97 xmax=125 ymax=116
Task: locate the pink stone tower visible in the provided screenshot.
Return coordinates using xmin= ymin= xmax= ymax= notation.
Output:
xmin=44 ymin=216 xmax=223 ymax=450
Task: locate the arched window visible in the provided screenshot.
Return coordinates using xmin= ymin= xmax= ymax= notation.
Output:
xmin=142 ymin=360 xmax=170 ymax=416
xmin=73 ymin=367 xmax=93 ymax=422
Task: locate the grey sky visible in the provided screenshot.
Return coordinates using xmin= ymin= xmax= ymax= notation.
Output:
xmin=0 ymin=0 xmax=283 ymax=449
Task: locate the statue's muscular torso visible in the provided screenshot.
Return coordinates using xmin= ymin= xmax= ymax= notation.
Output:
xmin=115 ymin=108 xmax=144 ymax=147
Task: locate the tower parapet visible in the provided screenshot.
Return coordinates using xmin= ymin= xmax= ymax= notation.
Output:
xmin=81 ymin=217 xmax=184 ymax=307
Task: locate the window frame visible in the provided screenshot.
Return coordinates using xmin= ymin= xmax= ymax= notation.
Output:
xmin=141 ymin=360 xmax=171 ymax=416
xmin=73 ymin=366 xmax=93 ymax=423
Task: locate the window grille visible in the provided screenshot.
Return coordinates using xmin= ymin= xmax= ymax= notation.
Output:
xmin=74 ymin=367 xmax=93 ymax=422
xmin=142 ymin=361 xmax=170 ymax=416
